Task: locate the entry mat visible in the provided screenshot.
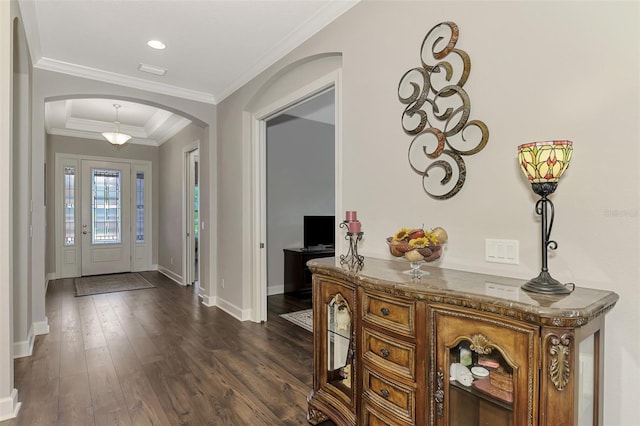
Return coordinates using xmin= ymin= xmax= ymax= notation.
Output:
xmin=75 ymin=272 xmax=155 ymax=297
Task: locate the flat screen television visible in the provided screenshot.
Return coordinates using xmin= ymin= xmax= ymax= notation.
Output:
xmin=304 ymin=215 xmax=335 ymax=249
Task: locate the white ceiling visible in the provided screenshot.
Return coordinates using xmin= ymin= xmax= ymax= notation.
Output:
xmin=20 ymin=0 xmax=355 ymax=145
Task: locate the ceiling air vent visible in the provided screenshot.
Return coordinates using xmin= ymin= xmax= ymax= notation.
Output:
xmin=138 ymin=63 xmax=167 ymax=76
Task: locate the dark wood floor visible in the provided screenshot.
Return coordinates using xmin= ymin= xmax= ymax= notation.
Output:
xmin=1 ymin=271 xmax=326 ymax=426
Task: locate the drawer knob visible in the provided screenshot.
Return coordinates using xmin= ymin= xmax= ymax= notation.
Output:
xmin=380 ymin=348 xmax=390 ymax=358
xmin=380 ymin=388 xmax=390 ymax=399
xmin=380 ymin=307 xmax=390 ymax=316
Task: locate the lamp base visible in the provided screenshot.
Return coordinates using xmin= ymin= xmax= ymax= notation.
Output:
xmin=521 ymin=271 xmax=573 ymax=295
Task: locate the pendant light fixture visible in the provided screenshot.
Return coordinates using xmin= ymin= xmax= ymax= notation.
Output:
xmin=102 ymin=104 xmax=131 ymax=146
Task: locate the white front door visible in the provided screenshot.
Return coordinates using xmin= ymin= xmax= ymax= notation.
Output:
xmin=81 ymin=160 xmax=131 ymax=276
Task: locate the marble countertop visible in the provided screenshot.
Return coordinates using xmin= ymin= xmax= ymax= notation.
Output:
xmin=307 ymin=257 xmax=619 ymax=328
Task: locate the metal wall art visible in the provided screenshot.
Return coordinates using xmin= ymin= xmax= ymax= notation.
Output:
xmin=398 ymin=21 xmax=489 ymax=199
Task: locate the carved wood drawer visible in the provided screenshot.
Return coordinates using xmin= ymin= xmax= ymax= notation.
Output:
xmin=362 ymin=291 xmax=415 ymax=337
xmin=362 ymin=367 xmax=415 ymax=424
xmin=362 ymin=327 xmax=416 ymax=382
xmin=361 ymin=400 xmax=413 ymax=426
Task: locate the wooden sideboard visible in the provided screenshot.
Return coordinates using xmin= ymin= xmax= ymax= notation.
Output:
xmin=306 ymin=257 xmax=618 ymax=426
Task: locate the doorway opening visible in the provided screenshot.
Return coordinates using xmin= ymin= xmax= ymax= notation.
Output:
xmin=185 ymin=148 xmax=199 ymax=286
xmin=250 ymin=71 xmax=341 ymax=323
xmin=265 ymin=89 xmax=335 ymax=309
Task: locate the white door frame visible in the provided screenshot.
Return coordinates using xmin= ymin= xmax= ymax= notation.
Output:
xmin=54 ymin=153 xmax=152 ymax=278
xmin=249 ymin=70 xmax=343 ymax=322
xmin=183 ymin=143 xmax=199 ymax=286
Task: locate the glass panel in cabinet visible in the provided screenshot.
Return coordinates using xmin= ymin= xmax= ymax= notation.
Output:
xmin=448 ymin=339 xmax=514 ymax=426
xmin=327 ymin=293 xmax=353 ymax=393
xmin=578 ymin=334 xmax=595 ymax=426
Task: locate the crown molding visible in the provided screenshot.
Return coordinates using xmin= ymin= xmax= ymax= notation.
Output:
xmin=215 ymin=0 xmax=358 ymax=102
xmin=48 ymin=128 xmax=161 ymax=147
xmin=35 ymin=57 xmax=217 ymax=104
xmin=156 ymin=117 xmax=192 ymax=145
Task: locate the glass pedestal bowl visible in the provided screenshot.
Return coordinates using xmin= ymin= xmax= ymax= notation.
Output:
xmin=404 ymin=258 xmax=428 ymax=277
xmin=388 ymin=242 xmax=443 ymax=278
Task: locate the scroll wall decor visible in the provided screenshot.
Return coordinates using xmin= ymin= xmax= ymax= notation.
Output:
xmin=398 ymin=21 xmax=489 ymax=199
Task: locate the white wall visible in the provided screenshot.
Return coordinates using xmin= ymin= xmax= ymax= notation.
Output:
xmin=12 ymin=8 xmax=33 ymax=359
xmin=266 ymin=115 xmax=335 ymax=293
xmin=0 ymin=1 xmax=20 ymax=420
xmin=217 ymin=2 xmax=639 ymax=424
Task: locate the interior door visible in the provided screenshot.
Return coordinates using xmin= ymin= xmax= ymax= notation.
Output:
xmin=81 ymin=160 xmax=131 ymax=276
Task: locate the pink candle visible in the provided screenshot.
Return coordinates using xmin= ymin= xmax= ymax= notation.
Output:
xmin=349 ymin=220 xmax=361 ymax=233
xmin=345 ymin=210 xmax=357 ymax=221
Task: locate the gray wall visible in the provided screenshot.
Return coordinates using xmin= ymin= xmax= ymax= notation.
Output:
xmin=266 ymin=115 xmax=334 ymax=293
xmin=158 ymin=123 xmax=203 ymax=279
xmin=45 ymin=134 xmax=160 ymax=274
xmin=32 ymin=68 xmax=217 ymax=328
xmin=216 ymin=2 xmax=639 ymax=423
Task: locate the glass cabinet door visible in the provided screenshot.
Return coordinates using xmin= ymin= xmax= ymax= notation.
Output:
xmin=432 ymin=307 xmax=538 ymax=426
xmin=326 ymin=293 xmax=354 ymax=393
xmin=446 ymin=337 xmax=514 ymax=426
xmin=310 ymin=276 xmax=357 ymax=422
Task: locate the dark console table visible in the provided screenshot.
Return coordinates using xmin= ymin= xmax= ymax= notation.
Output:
xmin=283 ymin=248 xmax=335 ymax=295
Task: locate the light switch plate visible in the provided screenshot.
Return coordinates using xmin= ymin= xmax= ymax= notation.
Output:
xmin=485 ymin=239 xmax=519 ymax=264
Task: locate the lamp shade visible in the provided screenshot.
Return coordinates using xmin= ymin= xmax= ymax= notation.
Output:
xmin=518 ymin=140 xmax=573 ymax=183
xmin=102 ymin=104 xmax=131 ymax=146
xmin=101 ymin=131 xmax=131 ymax=145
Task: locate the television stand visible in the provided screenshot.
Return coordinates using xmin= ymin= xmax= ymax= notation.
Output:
xmin=283 ymin=248 xmax=334 ymax=295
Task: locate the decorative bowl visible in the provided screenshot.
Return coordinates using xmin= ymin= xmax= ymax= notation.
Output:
xmin=387 ymin=227 xmax=447 ymax=277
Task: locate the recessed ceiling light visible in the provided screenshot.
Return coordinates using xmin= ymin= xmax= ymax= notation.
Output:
xmin=147 ymin=40 xmax=166 ymax=50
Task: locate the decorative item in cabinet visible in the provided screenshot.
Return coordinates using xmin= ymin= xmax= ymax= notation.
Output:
xmin=327 ymin=293 xmax=354 ymax=388
xmin=431 ymin=306 xmax=538 ymax=426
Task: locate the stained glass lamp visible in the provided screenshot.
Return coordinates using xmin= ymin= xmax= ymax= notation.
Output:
xmin=517 ymin=140 xmax=574 ymax=295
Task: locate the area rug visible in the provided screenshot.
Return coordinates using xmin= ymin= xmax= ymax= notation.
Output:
xmin=280 ymin=308 xmax=313 ymax=333
xmin=75 ymin=272 xmax=155 ymax=297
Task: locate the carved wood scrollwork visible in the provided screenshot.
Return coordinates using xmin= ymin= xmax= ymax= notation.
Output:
xmin=398 ymin=21 xmax=489 ymax=200
xmin=469 ymin=333 xmax=494 ymax=354
xmin=435 ymin=368 xmax=445 ymax=417
xmin=549 ymin=334 xmax=571 ymax=391
xmin=307 ymin=406 xmax=329 ymax=425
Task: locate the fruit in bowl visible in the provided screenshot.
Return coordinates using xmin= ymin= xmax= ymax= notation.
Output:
xmin=386 ymin=226 xmax=447 ymax=263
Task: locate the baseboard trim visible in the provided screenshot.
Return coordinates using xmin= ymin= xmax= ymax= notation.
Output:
xmin=157 ymin=265 xmax=183 ymax=286
xmin=215 ymin=297 xmax=252 ymax=321
xmin=45 ymin=273 xmax=56 ymax=292
xmin=200 ymin=294 xmax=216 ymax=307
xmin=0 ymin=389 xmax=21 ymax=421
xmin=34 ymin=318 xmax=49 ymax=336
xmin=13 ymin=325 xmax=34 ymax=359
xmin=267 ymin=285 xmax=284 ymax=296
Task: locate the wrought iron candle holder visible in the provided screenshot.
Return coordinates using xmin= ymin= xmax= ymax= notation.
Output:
xmin=339 ymin=221 xmax=364 ymax=271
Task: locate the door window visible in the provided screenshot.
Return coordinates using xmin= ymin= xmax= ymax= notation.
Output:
xmin=91 ymin=168 xmax=122 ymax=244
xmin=64 ymin=166 xmax=75 ymax=246
xmin=136 ymin=171 xmax=145 ymax=242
